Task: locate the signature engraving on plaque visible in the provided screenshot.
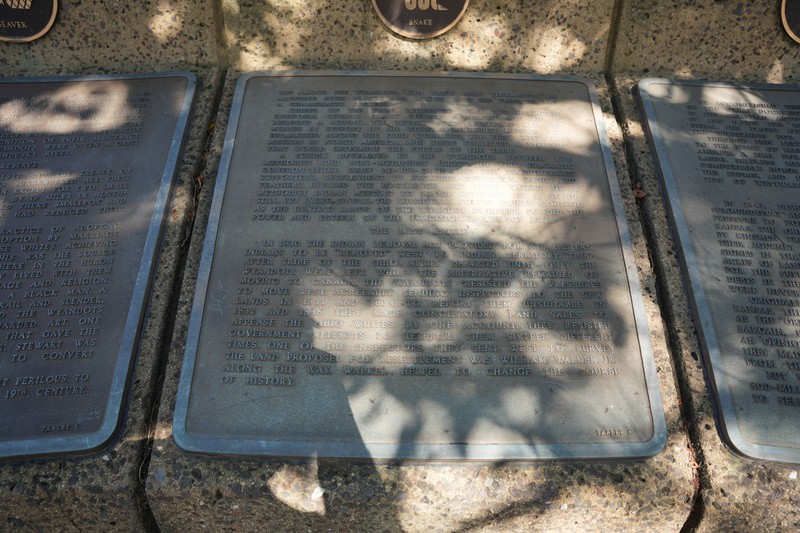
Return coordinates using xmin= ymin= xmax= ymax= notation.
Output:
xmin=209 ymin=282 xmax=229 ymax=316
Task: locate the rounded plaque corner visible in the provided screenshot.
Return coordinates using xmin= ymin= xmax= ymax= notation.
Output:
xmin=715 ymin=421 xmax=772 ymax=464
xmin=640 ymin=425 xmax=668 ymax=459
xmin=717 ymin=425 xmax=768 ymax=463
xmin=172 ymin=70 xmax=198 ymax=89
xmin=171 ymin=417 xmax=202 ymax=455
xmin=82 ymin=421 xmax=125 ymax=457
xmin=637 ymin=78 xmax=663 ymax=93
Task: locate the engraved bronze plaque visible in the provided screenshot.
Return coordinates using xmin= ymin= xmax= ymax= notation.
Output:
xmin=639 ymin=79 xmax=800 ymax=464
xmin=175 ymin=72 xmax=665 ymax=460
xmin=0 ymin=0 xmax=56 ymax=42
xmin=372 ymin=0 xmax=468 ymax=39
xmin=0 ymin=73 xmax=195 ymax=459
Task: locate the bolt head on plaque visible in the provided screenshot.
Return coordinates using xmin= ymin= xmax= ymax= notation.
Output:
xmin=0 ymin=0 xmax=57 ymax=42
xmin=372 ymin=0 xmax=469 ymax=39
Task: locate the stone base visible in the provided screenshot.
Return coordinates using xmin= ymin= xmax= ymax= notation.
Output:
xmin=611 ymin=75 xmax=800 ymax=533
xmin=147 ymin=458 xmax=693 ymax=532
xmin=144 ymin=72 xmax=694 ymax=532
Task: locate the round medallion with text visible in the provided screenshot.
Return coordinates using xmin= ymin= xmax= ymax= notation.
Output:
xmin=372 ymin=0 xmax=469 ymax=39
xmin=0 ymin=0 xmax=57 ymax=42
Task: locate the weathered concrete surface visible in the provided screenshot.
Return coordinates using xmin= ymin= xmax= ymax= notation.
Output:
xmin=143 ymin=2 xmax=693 ymax=531
xmin=1 ymin=0 xmax=222 ymax=76
xmin=612 ymin=1 xmax=800 ymax=83
xmin=145 ymin=44 xmax=694 ymax=533
xmin=0 ymin=1 xmax=222 ymax=531
xmin=611 ymin=3 xmax=800 ymax=531
xmin=220 ymin=0 xmax=615 ymax=74
xmin=611 ymin=74 xmax=800 ymax=533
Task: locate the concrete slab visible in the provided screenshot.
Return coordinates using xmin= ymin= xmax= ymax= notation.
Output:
xmin=612 ymin=0 xmax=800 ymax=82
xmin=611 ymin=74 xmax=800 ymax=533
xmin=1 ymin=0 xmax=221 ymax=76
xmin=219 ymin=0 xmax=616 ymax=75
xmin=611 ymin=3 xmax=800 ymax=531
xmin=145 ymin=70 xmax=694 ymax=532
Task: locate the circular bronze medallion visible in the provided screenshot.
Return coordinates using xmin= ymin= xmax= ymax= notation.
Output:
xmin=372 ymin=0 xmax=469 ymax=39
xmin=0 ymin=0 xmax=57 ymax=42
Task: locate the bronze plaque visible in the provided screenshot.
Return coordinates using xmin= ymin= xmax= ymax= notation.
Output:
xmin=174 ymin=71 xmax=666 ymax=460
xmin=0 ymin=73 xmax=195 ymax=459
xmin=372 ymin=0 xmax=468 ymax=39
xmin=639 ymin=79 xmax=800 ymax=463
xmin=0 ymin=0 xmax=57 ymax=42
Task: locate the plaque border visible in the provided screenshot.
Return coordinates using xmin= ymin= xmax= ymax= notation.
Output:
xmin=0 ymin=71 xmax=197 ymax=460
xmin=174 ymin=71 xmax=666 ymax=461
xmin=638 ymin=77 xmax=800 ymax=464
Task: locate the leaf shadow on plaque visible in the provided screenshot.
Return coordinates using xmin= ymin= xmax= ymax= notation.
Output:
xmin=640 ymin=81 xmax=800 ymax=452
xmin=185 ymin=73 xmax=669 ymax=527
xmin=222 ymin=89 xmax=660 ymax=526
xmin=0 ymin=80 xmax=188 ymax=444
xmin=321 ymin=92 xmax=645 ymax=455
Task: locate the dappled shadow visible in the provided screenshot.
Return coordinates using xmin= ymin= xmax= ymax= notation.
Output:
xmin=0 ymin=76 xmax=192 ymax=456
xmin=638 ymin=79 xmax=800 ymax=462
xmin=612 ymin=1 xmax=800 ymax=82
xmin=0 ymin=75 xmax=195 ymax=531
xmin=1 ymin=0 xmax=220 ymax=74
xmin=219 ymin=0 xmax=612 ymax=74
xmin=169 ymin=71 xmax=682 ymax=529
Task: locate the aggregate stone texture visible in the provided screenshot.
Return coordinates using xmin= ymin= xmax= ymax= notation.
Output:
xmin=611 ymin=75 xmax=800 ymax=533
xmin=145 ymin=71 xmax=694 ymax=533
xmin=0 ymin=0 xmax=221 ymax=76
xmin=612 ymin=0 xmax=800 ymax=82
xmin=220 ymin=0 xmax=615 ymax=75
